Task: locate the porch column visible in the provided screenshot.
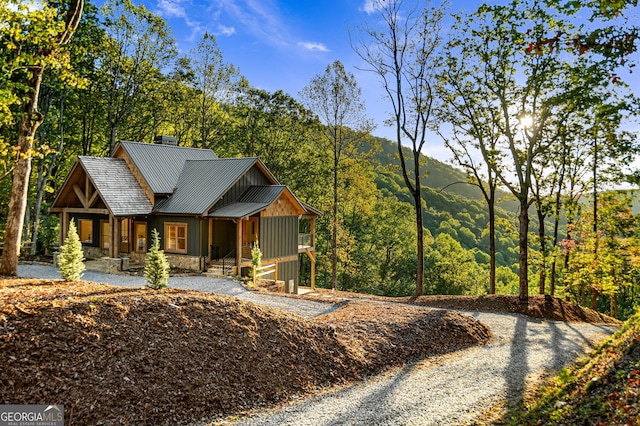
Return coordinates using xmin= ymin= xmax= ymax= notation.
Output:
xmin=60 ymin=210 xmax=69 ymax=246
xmin=236 ymin=219 xmax=243 ymax=274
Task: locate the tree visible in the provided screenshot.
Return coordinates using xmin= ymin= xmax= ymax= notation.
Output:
xmin=144 ymin=228 xmax=169 ymax=289
xmin=300 ymin=60 xmax=374 ymax=291
xmin=0 ymin=0 xmax=84 ymax=276
xmin=99 ymin=0 xmax=176 ymax=154
xmin=354 ymin=0 xmax=446 ymax=296
xmin=436 ymin=53 xmax=502 ymax=294
xmin=58 ymin=220 xmax=85 ymax=281
xmin=188 ymin=33 xmax=242 ymax=150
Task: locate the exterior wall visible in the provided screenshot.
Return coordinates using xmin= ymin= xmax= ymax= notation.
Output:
xmin=259 ymin=216 xmax=298 ymax=259
xmin=262 ymin=193 xmax=299 ymax=217
xmin=68 ymin=213 xmax=109 ymax=259
xmin=277 ymin=259 xmax=298 ymax=290
xmin=148 ymin=215 xmax=203 ymax=257
xmin=210 ymin=219 xmax=236 ymax=259
xmin=212 ymin=165 xmax=271 ymax=210
xmin=165 ymin=254 xmax=201 ymax=271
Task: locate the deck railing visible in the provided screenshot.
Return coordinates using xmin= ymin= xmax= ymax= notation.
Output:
xmin=298 ymin=233 xmax=312 ymax=247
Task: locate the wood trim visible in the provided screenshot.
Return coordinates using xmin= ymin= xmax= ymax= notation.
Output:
xmin=114 ymin=148 xmax=155 ymax=205
xmin=236 ymin=219 xmax=242 ymax=269
xmin=53 ymin=207 xmax=109 ymax=215
xmin=164 ymin=222 xmax=188 ymax=254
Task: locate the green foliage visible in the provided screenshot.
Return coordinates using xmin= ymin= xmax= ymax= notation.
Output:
xmin=507 ymin=310 xmax=640 ymax=425
xmin=58 ymin=221 xmax=85 ymax=281
xmin=144 ymin=228 xmax=169 ymax=290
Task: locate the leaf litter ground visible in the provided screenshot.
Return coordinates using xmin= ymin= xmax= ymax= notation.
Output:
xmin=0 ymin=278 xmax=616 ymax=425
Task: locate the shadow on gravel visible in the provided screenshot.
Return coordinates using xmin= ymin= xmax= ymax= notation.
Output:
xmin=505 ymin=316 xmax=529 ymax=406
xmin=323 ymin=363 xmax=417 ymax=425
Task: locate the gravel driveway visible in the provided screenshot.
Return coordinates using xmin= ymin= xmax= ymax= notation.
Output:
xmin=17 ymin=264 xmax=618 ymax=425
xmin=16 ymin=264 xmax=337 ymax=318
xmin=223 ymin=312 xmax=616 ymax=426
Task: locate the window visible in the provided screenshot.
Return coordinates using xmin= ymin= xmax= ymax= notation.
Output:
xmin=100 ymin=220 xmax=110 ymax=249
xmin=165 ymin=222 xmax=187 ymax=253
xmin=135 ymin=222 xmax=147 ymax=253
xmin=78 ymin=219 xmax=93 ymax=244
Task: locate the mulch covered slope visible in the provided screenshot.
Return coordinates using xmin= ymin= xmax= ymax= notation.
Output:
xmin=0 ymin=278 xmax=492 ymax=425
xmin=409 ymin=294 xmax=620 ymax=325
xmin=294 ymin=288 xmax=620 ymax=325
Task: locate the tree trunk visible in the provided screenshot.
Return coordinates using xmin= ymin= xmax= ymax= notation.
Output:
xmin=413 ymin=155 xmax=424 ymax=297
xmin=331 ymin=141 xmax=338 ymax=291
xmin=537 ymin=208 xmax=547 ymax=295
xmin=0 ymin=67 xmax=45 ymax=276
xmin=518 ymin=199 xmax=529 ymax=303
xmin=488 ymin=192 xmax=496 ymax=294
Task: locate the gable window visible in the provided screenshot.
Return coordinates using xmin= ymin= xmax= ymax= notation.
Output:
xmin=78 ymin=219 xmax=93 ymax=244
xmin=165 ymin=222 xmax=187 ymax=254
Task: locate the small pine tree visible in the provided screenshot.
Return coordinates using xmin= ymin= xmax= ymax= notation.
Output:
xmin=144 ymin=228 xmax=169 ymax=289
xmin=250 ymin=240 xmax=263 ymax=287
xmin=58 ymin=220 xmax=85 ymax=281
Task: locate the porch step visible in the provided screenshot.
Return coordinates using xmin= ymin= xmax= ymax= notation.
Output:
xmin=204 ymin=264 xmax=236 ymax=278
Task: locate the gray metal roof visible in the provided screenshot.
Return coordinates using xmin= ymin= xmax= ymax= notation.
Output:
xmin=238 ymin=185 xmax=285 ymax=204
xmin=208 ymin=202 xmax=271 ymax=219
xmin=208 ymin=185 xmax=286 ymax=219
xmin=118 ymin=141 xmax=218 ymax=194
xmin=79 ymin=156 xmax=153 ymax=216
xmin=154 ymin=158 xmax=259 ymax=214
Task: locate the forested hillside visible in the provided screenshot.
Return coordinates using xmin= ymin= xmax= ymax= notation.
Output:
xmin=2 ymin=0 xmax=639 ymax=320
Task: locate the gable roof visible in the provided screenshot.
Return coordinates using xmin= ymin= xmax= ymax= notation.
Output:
xmin=153 ymin=158 xmax=262 ymax=214
xmin=116 ymin=141 xmax=218 ymax=194
xmin=79 ymin=156 xmax=153 ymax=216
xmin=209 ymin=185 xmax=287 ymax=219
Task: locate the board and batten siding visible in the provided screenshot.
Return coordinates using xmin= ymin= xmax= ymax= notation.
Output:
xmin=148 ymin=216 xmax=203 ymax=256
xmin=211 ymin=165 xmax=271 ymax=211
xmin=277 ymin=259 xmax=298 ymax=290
xmin=259 ymin=216 xmax=298 ymax=259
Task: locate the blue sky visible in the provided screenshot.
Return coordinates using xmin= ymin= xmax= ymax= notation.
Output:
xmin=136 ymin=0 xmax=485 ymax=161
xmin=132 ymin=0 xmax=638 ymax=163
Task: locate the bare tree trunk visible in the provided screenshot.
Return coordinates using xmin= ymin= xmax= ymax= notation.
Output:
xmin=0 ymin=68 xmax=45 ymax=276
xmin=518 ymin=200 xmax=530 ymax=303
xmin=488 ymin=197 xmax=496 ymax=294
xmin=537 ymin=209 xmax=547 ymax=295
xmin=331 ymin=141 xmax=338 ymax=291
xmin=32 ymin=92 xmax=66 ymax=255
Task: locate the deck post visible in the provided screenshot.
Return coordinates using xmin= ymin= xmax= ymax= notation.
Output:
xmin=305 ymin=248 xmax=316 ymax=290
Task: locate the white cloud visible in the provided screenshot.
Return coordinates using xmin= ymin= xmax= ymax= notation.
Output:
xmin=360 ymin=0 xmax=387 ymax=15
xmin=298 ymin=41 xmax=329 ymax=52
xmin=217 ymin=24 xmax=235 ymax=36
xmin=157 ymin=0 xmax=187 ymax=18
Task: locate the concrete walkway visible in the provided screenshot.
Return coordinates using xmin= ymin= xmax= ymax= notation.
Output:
xmin=16 ymin=264 xmax=337 ymax=318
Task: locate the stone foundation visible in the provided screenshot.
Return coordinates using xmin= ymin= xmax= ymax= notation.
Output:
xmin=165 ymin=254 xmax=202 ymax=271
xmin=82 ymin=246 xmax=108 ymax=260
xmin=86 ymin=257 xmax=128 ymax=274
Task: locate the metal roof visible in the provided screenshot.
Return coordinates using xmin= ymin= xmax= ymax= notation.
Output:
xmin=154 ymin=158 xmax=259 ymax=214
xmin=79 ymin=156 xmax=153 ymax=216
xmin=208 ymin=202 xmax=271 ymax=219
xmin=208 ymin=185 xmax=286 ymax=219
xmin=238 ymin=185 xmax=285 ymax=204
xmin=118 ymin=141 xmax=218 ymax=194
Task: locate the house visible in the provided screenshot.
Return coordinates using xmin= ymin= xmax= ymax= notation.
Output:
xmin=50 ymin=137 xmax=320 ymax=290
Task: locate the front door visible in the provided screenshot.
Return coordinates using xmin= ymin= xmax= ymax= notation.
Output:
xmin=242 ymin=217 xmax=259 ymax=258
